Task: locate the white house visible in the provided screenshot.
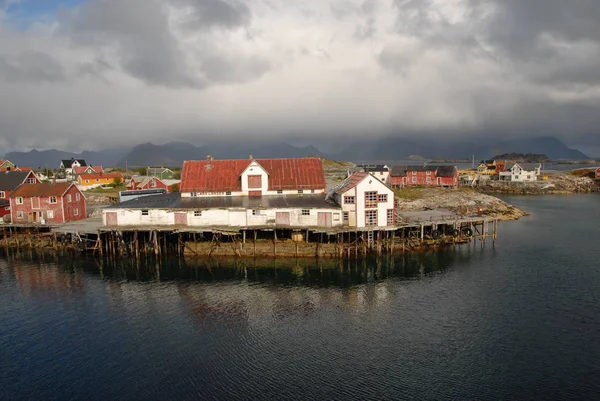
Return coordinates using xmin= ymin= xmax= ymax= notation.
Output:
xmin=328 ymin=172 xmax=395 ymax=228
xmin=352 ymin=164 xmax=390 ymax=185
xmin=499 ymin=163 xmax=542 ymax=182
xmin=180 ymin=156 xmax=326 ymax=198
xmin=103 ymin=193 xmax=343 ymax=228
xmin=60 ymin=158 xmax=87 ymax=176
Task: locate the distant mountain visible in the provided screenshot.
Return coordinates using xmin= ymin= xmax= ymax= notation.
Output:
xmin=490 ymin=153 xmax=551 ymax=162
xmin=488 ymin=137 xmax=589 ymax=160
xmin=117 ymin=141 xmax=325 ymax=167
xmin=5 ymin=148 xmax=130 ymax=169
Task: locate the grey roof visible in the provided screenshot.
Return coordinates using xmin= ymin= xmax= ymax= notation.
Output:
xmin=61 ymin=159 xmax=87 ymax=168
xmin=390 ymin=166 xmax=407 ymax=177
xmin=357 ymin=164 xmax=388 ymax=173
xmin=435 ymin=166 xmax=457 ymax=177
xmin=147 ymin=167 xmax=173 ymax=174
xmin=507 ymin=163 xmax=540 ymax=171
xmin=0 ymin=199 xmax=9 ymax=207
xmin=112 ymin=193 xmax=340 ymax=210
xmin=0 ymin=171 xmax=30 ymax=191
xmin=406 ymin=165 xmax=437 ymax=172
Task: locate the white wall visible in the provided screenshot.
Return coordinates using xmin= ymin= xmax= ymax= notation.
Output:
xmin=334 ymin=174 xmax=394 ymax=228
xmin=241 ymin=161 xmax=269 ymax=194
xmin=500 ymin=164 xmax=540 ymax=182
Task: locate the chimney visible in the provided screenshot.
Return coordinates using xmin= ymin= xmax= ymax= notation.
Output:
xmin=249 ymin=155 xmax=253 ymax=160
xmin=205 ymin=155 xmax=213 ymax=171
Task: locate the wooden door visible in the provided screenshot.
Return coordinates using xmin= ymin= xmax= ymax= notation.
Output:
xmin=106 ymin=212 xmax=118 ymax=226
xmin=318 ymin=212 xmax=332 ymax=227
xmin=175 ymin=212 xmax=187 ymax=226
xmin=276 ymin=212 xmax=290 ymax=226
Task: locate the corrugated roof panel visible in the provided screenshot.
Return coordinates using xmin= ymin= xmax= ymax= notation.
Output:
xmin=10 ymin=182 xmax=73 ymax=197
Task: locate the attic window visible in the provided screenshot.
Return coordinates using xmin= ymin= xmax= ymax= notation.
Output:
xmin=26 ymin=178 xmax=36 ymax=184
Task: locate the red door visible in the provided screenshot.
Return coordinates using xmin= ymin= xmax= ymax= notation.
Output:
xmin=318 ymin=212 xmax=332 ymax=227
xmin=276 ymin=212 xmax=290 ymax=226
xmin=175 ymin=212 xmax=187 ymax=226
xmin=106 ymin=212 xmax=118 ymax=226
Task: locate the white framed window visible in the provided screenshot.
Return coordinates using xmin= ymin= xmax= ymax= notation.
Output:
xmin=344 ymin=196 xmax=355 ymax=204
xmin=0 ymin=191 xmax=5 ymax=198
xmin=412 ymin=177 xmax=417 ymax=183
xmin=387 ymin=209 xmax=394 ymax=225
xmin=225 ymin=191 xmax=232 ymax=196
xmin=74 ymin=208 xmax=79 ymax=216
xmin=412 ymin=171 xmax=417 ymax=175
xmin=67 ymin=194 xmax=72 ymax=202
xmin=141 ymin=210 xmax=149 ymax=216
xmin=252 ymin=210 xmax=258 ymax=216
xmin=333 ymin=213 xmax=340 ymax=221
xmin=86 ymin=180 xmax=89 ymax=183
xmin=343 ymin=212 xmax=349 ymax=222
xmin=378 ymin=194 xmax=387 ymax=203
xmin=16 ymin=211 xmax=23 ymax=219
xmin=298 ymin=189 xmax=304 ymax=194
xmin=365 ymin=210 xmax=377 ymax=226
xmin=151 ymin=180 xmax=156 ymax=188
xmin=26 ymin=178 xmax=36 ymax=183
xmin=426 ymin=177 xmax=431 ymax=183
xmin=191 ymin=192 xmax=197 ymax=197
xmin=47 ymin=210 xmax=54 ymax=218
xmin=302 ymin=209 xmax=310 ymax=216
xmin=426 ymin=170 xmax=432 ymax=175
xmin=194 ymin=211 xmax=202 ymax=217
xmin=277 ymin=189 xmax=283 ymax=194
xmin=96 ymin=179 xmax=99 ymax=182
xmin=76 ymin=193 xmax=80 ymax=201
xmin=16 ymin=197 xmax=23 ymax=205
xmin=311 ymin=189 xmax=315 ymax=193
xmin=50 ymin=196 xmax=57 ymax=204
xmin=365 ymin=191 xmax=378 ymax=208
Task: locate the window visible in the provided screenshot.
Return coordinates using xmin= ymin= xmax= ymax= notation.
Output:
xmin=248 ymin=175 xmax=262 ymax=189
xmin=412 ymin=177 xmax=417 ymax=183
xmin=302 ymin=209 xmax=310 ymax=216
xmin=151 ymin=181 xmax=156 ymax=188
xmin=426 ymin=177 xmax=431 ymax=183
xmin=365 ymin=210 xmax=377 ymax=226
xmin=194 ymin=211 xmax=202 ymax=217
xmin=17 ymin=211 xmax=23 ymax=219
xmin=344 ymin=196 xmax=355 ymax=204
xmin=26 ymin=178 xmax=36 ymax=183
xmin=298 ymin=189 xmax=304 ymax=194
xmin=378 ymin=194 xmax=387 ymax=203
xmin=191 ymin=192 xmax=197 ymax=197
xmin=76 ymin=193 xmax=80 ymax=201
xmin=311 ymin=189 xmax=315 ymax=194
xmin=252 ymin=210 xmax=258 ymax=216
xmin=47 ymin=210 xmax=54 ymax=218
xmin=86 ymin=180 xmax=89 ymax=183
xmin=141 ymin=210 xmax=149 ymax=216
xmin=426 ymin=170 xmax=432 ymax=175
xmin=67 ymin=194 xmax=72 ymax=202
xmin=16 ymin=197 xmax=23 ymax=205
xmin=226 ymin=191 xmax=232 ymax=196
xmin=96 ymin=179 xmax=99 ymax=182
xmin=74 ymin=208 xmax=79 ymax=216
xmin=343 ymin=212 xmax=349 ymax=222
xmin=50 ymin=196 xmax=57 ymax=204
xmin=412 ymin=171 xmax=417 ymax=175
xmin=333 ymin=213 xmax=340 ymax=221
xmin=365 ymin=191 xmax=378 ymax=208
xmin=0 ymin=191 xmax=4 ymax=198
xmin=387 ymin=209 xmax=394 ymax=225
xmin=277 ymin=189 xmax=283 ymax=194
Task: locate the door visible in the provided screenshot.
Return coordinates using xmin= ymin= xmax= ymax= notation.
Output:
xmin=318 ymin=212 xmax=332 ymax=227
xmin=175 ymin=212 xmax=188 ymax=226
xmin=105 ymin=212 xmax=118 ymax=226
xmin=276 ymin=212 xmax=290 ymax=226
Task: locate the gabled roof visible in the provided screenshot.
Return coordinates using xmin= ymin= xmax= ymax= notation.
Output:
xmin=61 ymin=159 xmax=87 ymax=168
xmin=333 ymin=172 xmax=369 ymax=194
xmin=0 ymin=171 xmax=35 ymax=191
xmin=180 ymin=157 xmax=326 ymax=192
xmin=10 ymin=182 xmax=74 ymax=198
xmin=435 ymin=166 xmax=457 ymax=177
xmin=406 ymin=165 xmax=437 ymax=172
xmin=357 ymin=164 xmax=388 ymax=173
xmin=147 ymin=167 xmax=173 ymax=174
xmin=79 ymin=172 xmax=123 ymax=180
xmin=390 ymin=166 xmax=407 ymax=177
xmin=73 ymin=165 xmax=103 ymax=175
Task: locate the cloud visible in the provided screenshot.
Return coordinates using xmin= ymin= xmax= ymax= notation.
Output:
xmin=0 ymin=0 xmax=598 ymax=152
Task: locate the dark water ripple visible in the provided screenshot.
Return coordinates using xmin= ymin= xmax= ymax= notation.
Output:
xmin=1 ymin=195 xmax=600 ymax=400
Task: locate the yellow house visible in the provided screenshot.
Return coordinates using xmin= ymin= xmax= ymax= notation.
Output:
xmin=78 ymin=173 xmax=123 ymax=189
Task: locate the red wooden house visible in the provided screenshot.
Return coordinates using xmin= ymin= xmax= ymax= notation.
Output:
xmin=0 ymin=171 xmax=40 ymax=219
xmin=10 ymin=182 xmax=86 ymax=224
xmin=390 ymin=165 xmax=458 ymax=187
xmin=596 ymin=167 xmax=600 ymax=180
xmin=128 ymin=175 xmax=179 ymax=192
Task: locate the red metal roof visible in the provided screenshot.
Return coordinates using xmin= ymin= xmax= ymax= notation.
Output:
xmin=10 ymin=182 xmax=74 ymax=198
xmin=73 ymin=166 xmax=103 ymax=175
xmin=333 ymin=172 xmax=369 ymax=194
xmin=180 ymin=157 xmax=326 ymax=192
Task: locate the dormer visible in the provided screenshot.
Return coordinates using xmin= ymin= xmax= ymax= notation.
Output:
xmin=240 ymin=158 xmax=269 ymax=195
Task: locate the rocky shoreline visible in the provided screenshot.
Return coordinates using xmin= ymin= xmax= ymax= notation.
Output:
xmin=476 ymin=171 xmax=599 ymax=195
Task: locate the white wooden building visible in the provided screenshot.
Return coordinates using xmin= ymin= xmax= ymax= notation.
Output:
xmin=103 ymin=193 xmax=343 ymax=228
xmin=327 ymin=172 xmax=395 ymax=228
xmin=499 ymin=163 xmax=542 ymax=182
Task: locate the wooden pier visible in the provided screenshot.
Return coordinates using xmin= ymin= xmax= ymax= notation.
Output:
xmin=0 ymin=214 xmax=498 ymax=261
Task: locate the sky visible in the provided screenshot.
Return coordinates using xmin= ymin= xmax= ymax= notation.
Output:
xmin=0 ymin=0 xmax=599 ymax=154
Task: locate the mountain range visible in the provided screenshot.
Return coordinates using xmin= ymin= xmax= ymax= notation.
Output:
xmin=3 ymin=136 xmax=591 ymax=168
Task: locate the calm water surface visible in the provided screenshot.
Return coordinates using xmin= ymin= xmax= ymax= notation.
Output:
xmin=1 ymin=195 xmax=599 ymax=400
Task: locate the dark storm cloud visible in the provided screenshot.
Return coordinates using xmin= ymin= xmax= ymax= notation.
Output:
xmin=0 ymin=51 xmax=65 ymax=82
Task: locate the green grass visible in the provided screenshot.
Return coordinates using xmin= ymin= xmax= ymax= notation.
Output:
xmin=83 ymin=185 xmax=127 ymax=196
xmin=393 ymin=187 xmax=426 ymax=199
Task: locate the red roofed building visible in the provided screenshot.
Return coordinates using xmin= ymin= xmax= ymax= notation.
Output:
xmin=73 ymin=165 xmax=104 ymax=175
xmin=128 ymin=175 xmax=180 ymax=192
xmin=180 ymin=156 xmax=326 ymax=197
xmin=0 ymin=171 xmax=40 ymax=219
xmin=10 ymin=182 xmax=86 ymax=224
xmin=77 ymin=172 xmax=123 ymax=189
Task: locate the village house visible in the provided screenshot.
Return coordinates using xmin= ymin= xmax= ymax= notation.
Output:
xmin=10 ymin=182 xmax=86 ymax=224
xmin=73 ymin=165 xmax=104 ymax=176
xmin=390 ymin=165 xmax=459 ymax=188
xmin=476 ymin=160 xmax=507 ymax=176
xmin=499 ymin=163 xmax=542 ymax=182
xmin=353 ymin=164 xmax=390 ymax=184
xmin=60 ymin=158 xmax=87 ymax=174
xmin=0 ymin=159 xmax=16 ymax=170
xmin=77 ymin=172 xmax=123 ymax=189
xmin=147 ymin=167 xmax=176 ymax=179
xmin=595 ymin=167 xmax=600 ymax=180
xmin=104 ymin=156 xmax=343 ymax=228
xmin=128 ymin=175 xmax=180 ymax=192
xmin=327 ymin=172 xmax=395 ymax=228
xmin=0 ymin=171 xmax=40 ymax=219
